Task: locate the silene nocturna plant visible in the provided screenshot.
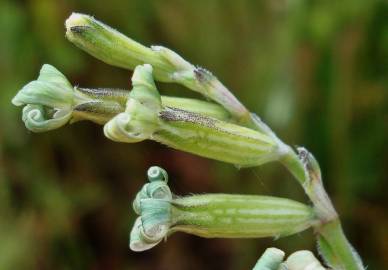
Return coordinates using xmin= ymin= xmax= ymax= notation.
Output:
xmin=12 ymin=12 xmax=365 ymax=270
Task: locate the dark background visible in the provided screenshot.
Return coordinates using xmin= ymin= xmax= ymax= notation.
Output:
xmin=0 ymin=0 xmax=387 ymax=269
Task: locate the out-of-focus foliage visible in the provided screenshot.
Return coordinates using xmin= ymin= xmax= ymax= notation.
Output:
xmin=0 ymin=0 xmax=386 ymax=269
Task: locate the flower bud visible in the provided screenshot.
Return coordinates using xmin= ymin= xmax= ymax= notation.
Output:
xmin=105 ymin=65 xmax=285 ymax=167
xmin=12 ymin=64 xmax=127 ymax=132
xmin=65 ymin=13 xmax=184 ymax=82
xmin=130 ymin=167 xmax=317 ymax=252
xmin=65 ymin=13 xmax=249 ymax=121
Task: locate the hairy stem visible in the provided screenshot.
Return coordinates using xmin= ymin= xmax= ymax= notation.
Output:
xmin=317 ymin=220 xmax=363 ymax=270
xmin=281 ymin=148 xmax=363 ymax=269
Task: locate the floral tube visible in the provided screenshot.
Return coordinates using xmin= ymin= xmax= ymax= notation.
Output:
xmin=130 ymin=166 xmax=317 ymax=252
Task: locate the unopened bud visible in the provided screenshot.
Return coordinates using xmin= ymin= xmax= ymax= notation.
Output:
xmin=65 ymin=13 xmax=249 ymax=121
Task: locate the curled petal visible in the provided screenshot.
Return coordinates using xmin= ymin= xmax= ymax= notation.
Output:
xmin=103 ymin=112 xmax=147 ymax=143
xmin=130 ymin=171 xmax=173 ymax=252
xmin=22 ymin=105 xmax=72 ymax=132
xmin=130 ymin=200 xmax=171 ymax=252
xmin=140 ymin=199 xmax=171 ymax=240
xmin=145 ymin=182 xmax=171 ymax=200
xmin=252 ymin=248 xmax=285 ymax=270
xmin=284 ymin=250 xmax=326 ymax=270
xmin=104 ymin=97 xmax=160 ymax=143
xmin=12 ymin=65 xmax=73 ymax=108
xmin=12 ymin=64 xmax=75 ymax=132
xmin=147 ymin=166 xmax=168 ymax=183
xmin=129 ymin=217 xmax=163 ymax=252
xmin=133 ymin=178 xmax=172 ymax=215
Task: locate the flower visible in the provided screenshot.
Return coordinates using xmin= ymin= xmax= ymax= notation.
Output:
xmin=130 ymin=166 xmax=317 ymax=252
xmin=12 ymin=64 xmax=127 ymax=132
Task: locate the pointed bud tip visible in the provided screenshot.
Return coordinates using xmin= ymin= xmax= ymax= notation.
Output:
xmin=65 ymin=12 xmax=89 ymax=27
xmin=131 ymin=64 xmax=154 ymax=85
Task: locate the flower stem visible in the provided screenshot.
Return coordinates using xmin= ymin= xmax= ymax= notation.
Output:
xmin=317 ymin=220 xmax=364 ymax=270
xmin=281 ymin=148 xmax=364 ymax=269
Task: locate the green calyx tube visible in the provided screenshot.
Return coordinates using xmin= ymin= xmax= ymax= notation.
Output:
xmin=130 ymin=166 xmax=317 ymax=252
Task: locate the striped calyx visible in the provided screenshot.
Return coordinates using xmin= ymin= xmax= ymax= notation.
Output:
xmin=156 ymin=107 xmax=281 ymax=167
xmin=130 ymin=166 xmax=317 ymax=252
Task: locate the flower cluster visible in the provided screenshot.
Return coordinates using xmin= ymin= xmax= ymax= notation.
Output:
xmin=11 ymin=12 xmax=364 ymax=270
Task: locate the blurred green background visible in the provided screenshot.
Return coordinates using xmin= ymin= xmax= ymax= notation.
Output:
xmin=0 ymin=0 xmax=387 ymax=269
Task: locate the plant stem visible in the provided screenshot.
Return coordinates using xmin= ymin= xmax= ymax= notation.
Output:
xmin=281 ymin=148 xmax=363 ymax=269
xmin=317 ymin=220 xmax=364 ymax=270
xmin=279 ymin=148 xmax=307 ymax=185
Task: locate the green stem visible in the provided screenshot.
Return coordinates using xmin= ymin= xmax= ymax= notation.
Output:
xmin=279 ymin=147 xmax=307 ymax=186
xmin=281 ymin=148 xmax=363 ymax=270
xmin=317 ymin=220 xmax=364 ymax=270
